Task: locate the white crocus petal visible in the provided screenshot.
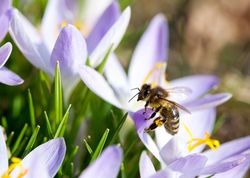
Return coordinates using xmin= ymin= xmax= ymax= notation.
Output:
xmin=105 ymin=54 xmax=130 ymax=103
xmin=80 ymin=0 xmax=113 ymax=30
xmin=155 ymin=126 xmax=172 ymax=150
xmin=90 ymin=7 xmax=131 ymax=67
xmin=79 ymin=146 xmax=122 ymax=178
xmin=41 ymin=0 xmax=74 ymax=51
xmin=0 ymin=127 xmax=8 ymax=176
xmin=11 ymin=138 xmax=66 ymax=177
xmin=0 ymin=67 xmax=24 ymax=86
xmin=9 ymin=9 xmax=51 ymax=74
xmin=0 ymin=42 xmax=12 ymax=68
xmin=139 ymin=151 xmax=156 ymax=178
xmin=128 ymin=14 xmax=168 ymax=87
xmin=79 ymin=65 xmax=122 ymax=109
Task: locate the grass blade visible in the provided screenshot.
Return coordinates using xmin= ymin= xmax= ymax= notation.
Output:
xmin=23 ymin=125 xmax=40 ymax=157
xmin=83 ymin=139 xmax=93 ymax=155
xmin=90 ymin=128 xmax=109 ymax=163
xmin=44 ymin=111 xmax=54 ymax=138
xmin=11 ymin=124 xmax=28 ymax=154
xmin=28 ymin=89 xmax=36 ymax=131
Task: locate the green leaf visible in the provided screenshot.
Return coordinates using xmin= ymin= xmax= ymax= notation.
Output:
xmin=1 ymin=116 xmax=8 ymax=131
xmin=54 ymin=61 xmax=63 ymax=126
xmin=28 ymin=89 xmax=36 ymax=131
xmin=23 ymin=125 xmax=40 ymax=157
xmin=83 ymin=139 xmax=93 ymax=155
xmin=6 ymin=131 xmax=14 ymax=147
xmin=54 ymin=104 xmax=72 ymax=138
xmin=109 ymin=112 xmax=128 ymax=144
xmin=121 ymin=162 xmax=126 ymax=178
xmin=90 ymin=128 xmax=110 ymax=163
xmin=11 ymin=124 xmax=28 ymax=154
xmin=97 ymin=44 xmax=114 ymax=74
xmin=44 ymin=111 xmax=54 ymax=138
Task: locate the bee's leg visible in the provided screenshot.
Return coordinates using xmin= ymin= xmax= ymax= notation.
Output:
xmin=144 ymin=117 xmax=166 ymax=132
xmin=143 ymin=101 xmax=149 ymax=115
xmin=145 ymin=106 xmax=161 ymax=120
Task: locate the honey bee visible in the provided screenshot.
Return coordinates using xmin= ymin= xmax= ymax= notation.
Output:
xmin=130 ymin=84 xmax=191 ymax=135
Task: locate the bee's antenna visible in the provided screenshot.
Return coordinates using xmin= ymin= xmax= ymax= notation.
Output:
xmin=128 ymin=93 xmax=139 ymax=102
xmin=131 ymin=88 xmax=140 ymax=91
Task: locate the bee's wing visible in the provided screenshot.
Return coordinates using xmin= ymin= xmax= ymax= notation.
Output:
xmin=165 ymin=87 xmax=192 ymax=101
xmin=159 ymin=97 xmax=191 ymax=114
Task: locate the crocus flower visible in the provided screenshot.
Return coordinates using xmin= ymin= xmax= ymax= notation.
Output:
xmin=0 ymin=127 xmax=66 ymax=178
xmin=9 ymin=1 xmax=130 ymax=98
xmin=79 ymin=14 xmax=231 ymax=112
xmin=0 ymin=0 xmax=23 ymax=86
xmin=132 ymin=109 xmax=250 ymax=178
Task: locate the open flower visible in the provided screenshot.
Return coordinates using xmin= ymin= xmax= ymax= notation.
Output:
xmin=79 ymin=14 xmax=231 ymax=112
xmin=135 ymin=109 xmax=250 ymax=178
xmin=0 ymin=127 xmax=66 ymax=178
xmin=0 ymin=0 xmax=23 ymax=86
xmin=9 ymin=2 xmax=130 ymax=97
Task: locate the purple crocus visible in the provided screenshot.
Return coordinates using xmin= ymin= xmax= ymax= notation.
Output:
xmin=9 ymin=1 xmax=130 ymax=98
xmin=79 ymin=14 xmax=231 ymax=112
xmin=135 ymin=109 xmax=250 ymax=178
xmin=0 ymin=0 xmax=23 ymax=86
xmin=0 ymin=127 xmax=66 ymax=178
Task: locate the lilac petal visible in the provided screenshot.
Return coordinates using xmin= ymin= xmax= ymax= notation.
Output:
xmin=184 ymin=93 xmax=232 ymax=111
xmin=87 ymin=1 xmax=120 ymax=53
xmin=200 ymin=154 xmax=249 ymax=176
xmin=159 ymin=137 xmax=186 ymax=165
xmin=0 ymin=0 xmax=10 ymax=16
xmin=0 ymin=67 xmax=23 ymax=86
xmin=168 ymin=154 xmax=207 ymax=174
xmin=0 ymin=127 xmax=8 ymax=176
xmin=148 ymin=169 xmax=175 ymax=178
xmin=104 ymin=54 xmax=130 ymax=100
xmin=9 ymin=9 xmax=51 ymax=74
xmin=139 ymin=151 xmax=156 ymax=178
xmin=79 ymin=65 xmax=122 ymax=109
xmin=203 ymin=136 xmax=250 ymax=165
xmin=129 ymin=109 xmax=161 ymax=160
xmin=89 ymin=7 xmax=131 ymax=67
xmin=79 ymin=146 xmax=122 ymax=178
xmin=128 ymin=14 xmax=168 ymax=87
xmin=0 ymin=10 xmax=11 ymax=42
xmin=41 ymin=0 xmax=74 ymax=51
xmin=51 ymin=24 xmax=87 ymax=97
xmin=19 ymin=138 xmax=66 ymax=177
xmin=169 ymin=75 xmax=219 ymax=104
xmin=81 ymin=0 xmax=113 ymax=30
xmin=178 ymin=108 xmax=216 ymax=153
xmin=0 ymin=42 xmax=12 ymax=68
xmin=155 ymin=127 xmax=172 ymax=150
xmin=212 ymin=154 xmax=250 ymax=178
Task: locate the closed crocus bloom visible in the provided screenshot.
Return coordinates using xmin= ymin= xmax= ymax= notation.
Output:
xmin=0 ymin=127 xmax=66 ymax=178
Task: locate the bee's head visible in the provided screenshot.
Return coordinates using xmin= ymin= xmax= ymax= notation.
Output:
xmin=137 ymin=84 xmax=151 ymax=101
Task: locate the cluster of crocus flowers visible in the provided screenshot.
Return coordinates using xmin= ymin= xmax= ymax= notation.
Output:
xmin=0 ymin=127 xmax=66 ymax=178
xmin=9 ymin=0 xmax=130 ymax=99
xmin=0 ymin=0 xmax=23 ymax=86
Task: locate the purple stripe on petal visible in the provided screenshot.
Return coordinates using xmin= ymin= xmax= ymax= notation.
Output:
xmin=0 ymin=42 xmax=12 ymax=68
xmin=0 ymin=0 xmax=10 ymax=16
xmin=212 ymin=154 xmax=250 ymax=178
xmin=128 ymin=14 xmax=168 ymax=87
xmin=79 ymin=65 xmax=122 ymax=109
xmin=184 ymin=93 xmax=232 ymax=111
xmin=139 ymin=151 xmax=156 ymax=178
xmin=79 ymin=146 xmax=123 ymax=178
xmin=170 ymin=75 xmax=219 ymax=104
xmin=168 ymin=154 xmax=207 ymax=174
xmin=87 ymin=1 xmax=120 ymax=53
xmin=0 ymin=127 xmax=8 ymax=176
xmin=0 ymin=67 xmax=23 ymax=86
xmin=20 ymin=138 xmax=66 ymax=177
xmin=203 ymin=136 xmax=250 ymax=165
xmin=129 ymin=109 xmax=162 ymax=160
xmin=51 ymin=24 xmax=87 ymax=97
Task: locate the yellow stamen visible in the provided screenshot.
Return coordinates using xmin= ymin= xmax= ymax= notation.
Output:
xmin=143 ymin=63 xmax=164 ymax=84
xmin=1 ymin=157 xmax=28 ymax=178
xmin=182 ymin=123 xmax=220 ymax=152
xmin=74 ymin=21 xmax=82 ymax=30
xmin=61 ymin=20 xmax=68 ymax=28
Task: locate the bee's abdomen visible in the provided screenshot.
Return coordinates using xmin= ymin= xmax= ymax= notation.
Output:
xmin=161 ymin=107 xmax=180 ymax=135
